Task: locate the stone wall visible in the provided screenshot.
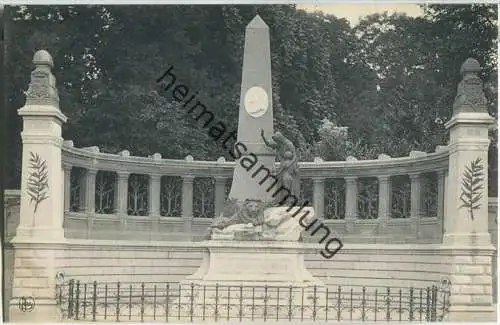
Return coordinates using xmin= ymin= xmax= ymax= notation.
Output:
xmin=5 ymin=239 xmax=461 ymax=320
xmin=489 ymin=199 xmax=498 ymax=303
xmin=5 ymin=149 xmax=492 ymax=321
xmin=4 ymin=194 xmax=498 ymax=302
xmin=2 ymin=241 xmax=454 ymax=289
xmin=62 ymin=215 xmax=445 ymax=243
xmin=5 ymin=194 xmax=497 ymax=245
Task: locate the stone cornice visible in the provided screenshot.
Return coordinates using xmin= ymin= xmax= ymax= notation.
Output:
xmin=18 ymin=105 xmax=68 ymax=123
xmin=445 ymin=112 xmax=496 ymax=129
xmin=21 ymin=134 xmax=64 ymax=147
xmin=61 ymin=144 xmax=449 ymax=178
xmin=6 ymin=239 xmax=495 ymax=256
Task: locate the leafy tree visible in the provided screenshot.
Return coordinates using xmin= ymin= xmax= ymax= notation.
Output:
xmin=314 ymin=118 xmax=377 ymax=161
xmin=3 ymin=4 xmax=497 ymax=198
xmin=353 ymin=5 xmax=497 ymax=194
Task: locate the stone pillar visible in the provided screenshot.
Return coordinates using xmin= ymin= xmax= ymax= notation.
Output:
xmin=344 ymin=177 xmax=358 ymax=233
xmin=78 ymin=171 xmax=87 ymax=212
xmin=148 ymin=174 xmax=161 ymax=216
xmin=149 ymin=174 xmax=161 ymax=237
xmin=443 ymin=170 xmax=449 ymax=235
xmin=85 ymin=169 xmax=97 ymax=215
xmin=442 ymin=58 xmax=496 ymax=321
xmin=409 ymin=173 xmax=422 ymax=236
xmin=437 ymin=170 xmax=446 ymax=240
xmin=214 ymin=177 xmax=226 ymax=218
xmin=84 ymin=169 xmax=97 ymax=238
xmin=377 ymin=175 xmax=391 ymax=233
xmin=312 ymin=178 xmax=325 ymax=219
xmin=63 ymin=163 xmax=72 ymax=214
xmin=9 ymin=50 xmax=68 ymax=322
xmin=182 ymin=176 xmax=194 ymax=239
xmin=115 ymin=171 xmax=129 ymax=230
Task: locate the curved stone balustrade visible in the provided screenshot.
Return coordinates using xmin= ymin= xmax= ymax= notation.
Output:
xmin=62 ymin=143 xmax=449 ymax=177
xmin=61 ymin=142 xmax=450 ymax=243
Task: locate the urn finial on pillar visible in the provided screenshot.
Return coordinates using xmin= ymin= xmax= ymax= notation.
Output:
xmin=25 ymin=50 xmax=60 ymax=107
xmin=452 ymin=58 xmax=488 ymax=115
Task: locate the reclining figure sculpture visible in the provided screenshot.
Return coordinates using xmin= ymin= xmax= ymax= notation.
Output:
xmin=204 ymin=129 xmax=312 ymax=241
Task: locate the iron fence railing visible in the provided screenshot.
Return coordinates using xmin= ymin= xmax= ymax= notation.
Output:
xmin=56 ymin=280 xmax=450 ymax=322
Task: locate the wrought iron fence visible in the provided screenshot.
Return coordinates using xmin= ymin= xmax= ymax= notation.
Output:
xmin=56 ymin=280 xmax=450 ymax=322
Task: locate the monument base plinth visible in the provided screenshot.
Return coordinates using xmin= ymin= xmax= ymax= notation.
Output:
xmin=180 ymin=240 xmax=326 ymax=320
xmin=182 ymin=240 xmax=323 ymax=287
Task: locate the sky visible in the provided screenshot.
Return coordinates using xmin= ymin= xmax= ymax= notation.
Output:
xmin=296 ymin=4 xmax=424 ymax=26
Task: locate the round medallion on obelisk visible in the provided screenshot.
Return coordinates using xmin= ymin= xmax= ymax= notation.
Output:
xmin=244 ymin=86 xmax=269 ymax=118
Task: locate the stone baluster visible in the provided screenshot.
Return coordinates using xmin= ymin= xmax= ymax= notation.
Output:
xmin=149 ymin=174 xmax=162 ymax=238
xmin=344 ymin=177 xmax=358 ymax=233
xmin=214 ymin=177 xmax=227 ymax=218
xmin=182 ymin=175 xmax=195 ymax=239
xmin=312 ymin=178 xmax=325 ymax=219
xmin=115 ymin=171 xmax=129 ymax=231
xmin=78 ymin=171 xmax=87 ymax=212
xmin=63 ymin=163 xmax=72 ymax=214
xmin=149 ymin=174 xmax=162 ymax=216
xmin=443 ymin=170 xmax=449 ymax=235
xmin=409 ymin=173 xmax=422 ymax=236
xmin=85 ymin=169 xmax=97 ymax=215
xmin=377 ymin=175 xmax=391 ymax=233
xmin=84 ymin=169 xmax=97 ymax=238
xmin=437 ymin=170 xmax=446 ymax=240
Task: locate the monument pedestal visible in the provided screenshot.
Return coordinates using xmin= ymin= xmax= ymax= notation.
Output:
xmin=183 ymin=240 xmax=323 ymax=287
xmin=180 ymin=240 xmax=326 ymax=320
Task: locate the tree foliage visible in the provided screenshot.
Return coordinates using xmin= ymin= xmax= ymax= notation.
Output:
xmin=4 ymin=4 xmax=498 ymax=195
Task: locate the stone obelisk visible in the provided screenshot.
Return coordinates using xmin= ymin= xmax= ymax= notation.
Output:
xmin=183 ymin=15 xmax=323 ymax=300
xmin=228 ymin=14 xmax=276 ymax=202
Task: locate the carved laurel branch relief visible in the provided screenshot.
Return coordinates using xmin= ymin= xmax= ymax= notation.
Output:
xmin=27 ymin=151 xmax=49 ymax=215
xmin=459 ymin=157 xmax=485 ymax=220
